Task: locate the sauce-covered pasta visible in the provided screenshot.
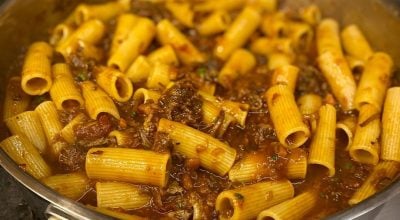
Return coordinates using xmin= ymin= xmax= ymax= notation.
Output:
xmin=1 ymin=0 xmax=400 ymax=219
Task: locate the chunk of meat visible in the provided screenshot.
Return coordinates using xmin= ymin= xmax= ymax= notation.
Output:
xmin=74 ymin=114 xmax=115 ymax=141
xmin=158 ymin=81 xmax=203 ymax=126
xmin=58 ymin=145 xmax=86 ymax=172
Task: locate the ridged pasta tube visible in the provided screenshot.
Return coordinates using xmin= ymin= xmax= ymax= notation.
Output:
xmin=5 ymin=111 xmax=47 ymax=153
xmin=271 ymin=65 xmax=299 ymax=93
xmin=86 ymin=147 xmax=170 ymax=187
xmin=157 ymin=118 xmax=236 ymax=176
xmin=215 ymin=180 xmax=294 ymax=220
xmin=95 ymin=67 xmax=133 ymax=102
xmin=341 ymin=25 xmax=373 ymax=61
xmin=42 ymin=172 xmax=90 ymax=200
xmin=81 ymin=81 xmax=120 ymax=119
xmin=108 ymin=17 xmax=156 ymax=72
xmin=21 ymin=42 xmax=53 ymax=95
xmin=308 ymin=104 xmax=337 ymax=177
xmin=0 ymin=135 xmax=51 ymax=179
xmin=156 ymin=19 xmax=204 ymax=65
xmin=265 ymin=85 xmax=310 ymax=148
xmin=349 ymin=161 xmax=399 ymax=205
xmin=349 ymin=104 xmax=380 ymax=165
xmin=354 ymin=52 xmax=393 ymax=112
xmin=214 ymin=6 xmax=261 ymax=60
xmin=96 ymin=182 xmax=151 ymax=209
xmin=381 ymin=87 xmax=400 ymax=162
xmin=197 ymin=10 xmax=231 ymax=36
xmin=50 ymin=63 xmax=84 ymax=111
xmin=257 ymin=191 xmax=318 ymax=220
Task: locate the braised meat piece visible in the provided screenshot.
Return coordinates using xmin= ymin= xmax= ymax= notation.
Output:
xmin=158 ymin=81 xmax=203 ymax=126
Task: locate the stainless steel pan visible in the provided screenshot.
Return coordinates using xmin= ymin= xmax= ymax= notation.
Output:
xmin=0 ymin=0 xmax=399 ymax=219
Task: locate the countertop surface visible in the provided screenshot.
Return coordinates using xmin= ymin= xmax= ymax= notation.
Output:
xmin=0 ymin=166 xmax=399 ymax=220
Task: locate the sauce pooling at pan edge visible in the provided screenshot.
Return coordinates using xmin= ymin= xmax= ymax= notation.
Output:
xmin=1 ymin=0 xmax=400 ymax=219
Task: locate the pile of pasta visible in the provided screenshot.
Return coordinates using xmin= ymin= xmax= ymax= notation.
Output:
xmin=1 ymin=0 xmax=400 ymax=219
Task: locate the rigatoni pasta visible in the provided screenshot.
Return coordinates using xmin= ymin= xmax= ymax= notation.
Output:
xmin=2 ymin=1 xmax=400 ymax=219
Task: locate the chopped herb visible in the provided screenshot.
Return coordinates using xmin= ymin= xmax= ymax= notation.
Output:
xmin=76 ymin=71 xmax=88 ymax=81
xmin=196 ymin=66 xmax=207 ymax=78
xmin=234 ymin=193 xmax=244 ymax=201
xmin=130 ymin=111 xmax=137 ymax=118
xmin=271 ymin=154 xmax=279 ymax=161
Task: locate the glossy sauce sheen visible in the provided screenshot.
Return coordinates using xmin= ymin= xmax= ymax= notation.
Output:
xmin=4 ymin=1 xmax=400 ymax=219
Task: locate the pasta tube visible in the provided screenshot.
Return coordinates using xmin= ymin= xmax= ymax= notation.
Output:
xmin=354 ymin=52 xmax=393 ymax=112
xmin=268 ymin=53 xmax=293 ymax=70
xmin=308 ymin=104 xmax=337 ymax=177
xmin=346 ymin=56 xmax=365 ymax=74
xmin=147 ymin=45 xmax=179 ymax=66
xmin=265 ymin=85 xmax=310 ymax=148
xmin=50 ymin=63 xmax=84 ymax=111
xmin=197 ymin=10 xmax=231 ymax=36
xmin=95 ymin=67 xmax=133 ymax=102
xmin=110 ymin=14 xmax=139 ymax=56
xmin=0 ymin=135 xmax=51 ymax=179
xmin=5 ymin=111 xmax=47 ymax=153
xmin=214 ymin=6 xmax=261 ymax=60
xmin=60 ymin=113 xmax=88 ymax=144
xmin=157 ymin=118 xmax=236 ymax=176
xmin=341 ymin=25 xmax=373 ymax=61
xmin=125 ymin=56 xmax=152 ymax=83
xmin=286 ymin=148 xmax=308 ymax=179
xmin=336 ymin=115 xmax=357 ymax=150
xmin=349 ymin=161 xmax=399 ymax=205
xmin=349 ymin=104 xmax=380 ymax=165
xmin=299 ymin=4 xmax=321 ymax=26
xmin=108 ymin=17 xmax=156 ymax=72
xmin=215 ymin=180 xmax=294 ymax=220
xmin=250 ymin=37 xmax=293 ymax=56
xmin=42 ymin=172 xmax=90 ymax=200
xmin=218 ymin=49 xmax=256 ymax=88
xmin=271 ymin=65 xmax=299 ymax=93
xmin=297 ymin=93 xmax=322 ymax=115
xmin=146 ymin=62 xmax=173 ymax=89
xmin=286 ymin=21 xmax=313 ymax=51
xmin=75 ymin=0 xmax=130 ymax=25
xmin=316 ymin=19 xmax=343 ymax=56
xmin=257 ymin=191 xmax=318 ymax=220
xmin=21 ymin=42 xmax=53 ymax=95
xmin=81 ymin=81 xmax=120 ymax=119
xmin=56 ymin=19 xmax=105 ymax=58
xmin=96 ymin=182 xmax=151 ymax=209
xmin=202 ymin=100 xmax=222 ymax=125
xmin=86 ymin=148 xmax=170 ymax=187
xmin=260 ymin=12 xmax=286 ymax=38
xmin=35 ymin=101 xmax=65 ymax=158
xmin=49 ymin=23 xmax=74 ymax=47
xmin=165 ymin=2 xmax=194 ymax=27
xmin=381 ymin=87 xmax=400 ymax=162
xmin=317 ymin=51 xmax=356 ymax=110
xmin=3 ymin=77 xmax=31 ymax=120
xmin=132 ymin=88 xmax=161 ymax=104
xmin=156 ymin=19 xmax=204 ymax=65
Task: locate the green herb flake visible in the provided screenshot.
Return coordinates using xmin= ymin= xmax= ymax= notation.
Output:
xmin=130 ymin=111 xmax=137 ymax=118
xmin=234 ymin=193 xmax=244 ymax=201
xmin=76 ymin=71 xmax=88 ymax=81
xmin=271 ymin=154 xmax=279 ymax=161
xmin=196 ymin=67 xmax=207 ymax=77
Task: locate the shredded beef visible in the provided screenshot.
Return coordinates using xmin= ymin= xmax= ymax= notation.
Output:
xmin=158 ymin=81 xmax=203 ymax=126
xmin=58 ymin=145 xmax=86 ymax=172
xmin=74 ymin=114 xmax=115 ymax=141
